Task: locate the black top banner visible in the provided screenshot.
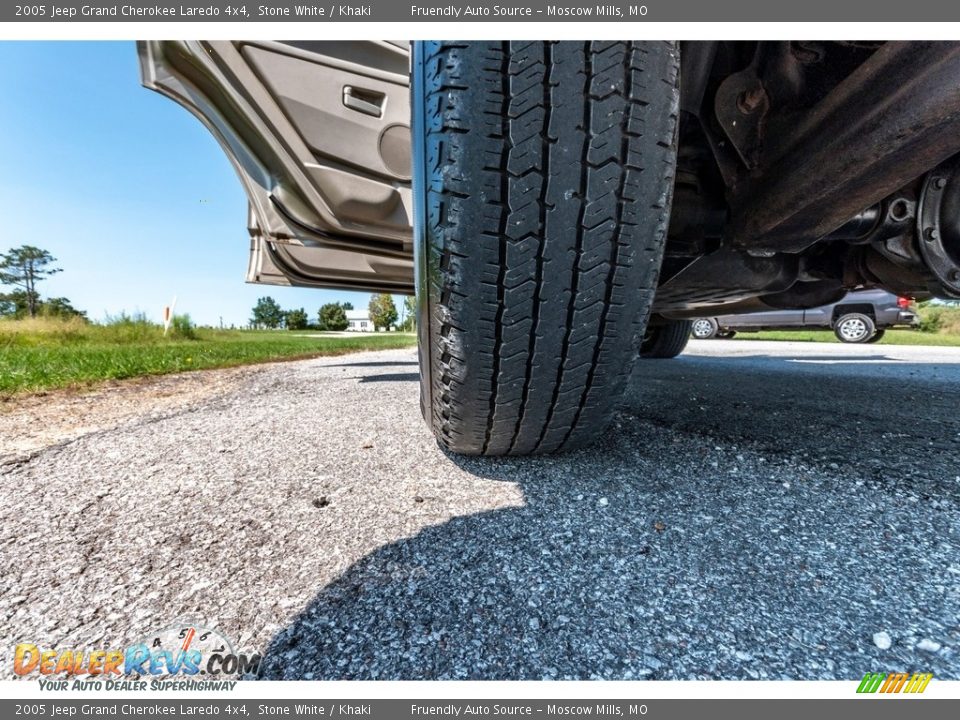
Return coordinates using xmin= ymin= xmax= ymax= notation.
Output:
xmin=6 ymin=0 xmax=960 ymax=22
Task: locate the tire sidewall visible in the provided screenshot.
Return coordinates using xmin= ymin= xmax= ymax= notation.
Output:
xmin=411 ymin=42 xmax=435 ymax=428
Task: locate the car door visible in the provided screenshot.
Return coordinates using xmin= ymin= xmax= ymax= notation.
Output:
xmin=138 ymin=41 xmax=414 ymax=293
xmin=801 ymin=302 xmax=833 ymax=327
xmin=765 ymin=308 xmax=805 ymax=328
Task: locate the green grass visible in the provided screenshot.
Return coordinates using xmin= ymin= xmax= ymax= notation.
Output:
xmin=0 ymin=317 xmax=416 ymax=397
xmin=728 ymin=329 xmax=960 ymax=346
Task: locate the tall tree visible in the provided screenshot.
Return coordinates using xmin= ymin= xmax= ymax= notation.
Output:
xmin=251 ymin=296 xmax=284 ymax=329
xmin=0 ymin=246 xmax=62 ymax=317
xmin=368 ymin=293 xmax=398 ymax=331
xmin=318 ymin=302 xmax=349 ymax=331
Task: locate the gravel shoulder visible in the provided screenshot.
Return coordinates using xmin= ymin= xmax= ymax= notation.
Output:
xmin=1 ymin=341 xmax=958 ymax=680
xmin=0 ymin=365 xmax=261 ymax=466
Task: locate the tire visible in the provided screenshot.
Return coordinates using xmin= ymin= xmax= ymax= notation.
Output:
xmin=691 ymin=318 xmax=719 ymax=339
xmin=865 ymin=328 xmax=886 ymax=344
xmin=413 ymin=41 xmax=680 ymax=455
xmin=640 ymin=320 xmax=693 ymax=359
xmin=717 ymin=330 xmax=737 ymax=339
xmin=834 ymin=313 xmax=876 ymax=343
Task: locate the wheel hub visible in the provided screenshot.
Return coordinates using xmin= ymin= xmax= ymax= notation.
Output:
xmin=692 ymin=319 xmax=714 ymax=337
xmin=918 ymin=154 xmax=960 ymax=297
xmin=839 ymin=318 xmax=868 ymax=341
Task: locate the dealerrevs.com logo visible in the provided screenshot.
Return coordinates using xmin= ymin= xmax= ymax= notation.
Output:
xmin=13 ymin=619 xmax=261 ymax=690
xmin=857 ymin=672 xmax=934 ymax=694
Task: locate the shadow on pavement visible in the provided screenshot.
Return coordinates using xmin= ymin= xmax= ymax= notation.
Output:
xmin=328 ymin=361 xmax=419 ymax=368
xmin=257 ymin=350 xmax=960 ymax=680
xmin=356 ymin=373 xmax=420 ymax=384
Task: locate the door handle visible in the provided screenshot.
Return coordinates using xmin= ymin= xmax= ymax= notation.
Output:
xmin=343 ymin=86 xmax=385 ymax=117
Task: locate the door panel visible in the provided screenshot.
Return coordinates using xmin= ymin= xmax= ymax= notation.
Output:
xmin=138 ymin=40 xmax=414 ymax=293
xmin=241 ymin=44 xmax=411 ymax=181
xmin=801 ymin=305 xmax=832 ymax=326
xmin=722 ymin=308 xmax=803 ymax=329
xmin=246 ymin=206 xmax=413 ymax=294
xmin=758 ymin=308 xmax=805 ymax=327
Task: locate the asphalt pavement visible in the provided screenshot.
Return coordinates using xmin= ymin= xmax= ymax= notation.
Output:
xmin=1 ymin=339 xmax=958 ymax=680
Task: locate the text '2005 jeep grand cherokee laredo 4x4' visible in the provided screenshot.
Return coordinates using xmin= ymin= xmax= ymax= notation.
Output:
xmin=140 ymin=41 xmax=960 ymax=456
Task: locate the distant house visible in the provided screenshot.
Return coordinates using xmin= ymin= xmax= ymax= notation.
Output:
xmin=346 ymin=309 xmax=373 ymax=332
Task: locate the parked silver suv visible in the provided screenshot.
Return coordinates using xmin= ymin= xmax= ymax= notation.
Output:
xmin=691 ymin=289 xmax=919 ymax=343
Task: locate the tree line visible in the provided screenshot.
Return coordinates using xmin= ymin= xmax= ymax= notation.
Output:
xmin=1 ymin=243 xmax=417 ymax=332
xmin=251 ymin=293 xmax=415 ymax=332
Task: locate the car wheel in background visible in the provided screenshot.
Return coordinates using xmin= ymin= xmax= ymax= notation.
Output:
xmin=691 ymin=318 xmax=719 ymax=339
xmin=865 ymin=328 xmax=886 ymax=344
xmin=413 ymin=41 xmax=680 ymax=455
xmin=640 ymin=320 xmax=693 ymax=359
xmin=716 ymin=330 xmax=737 ymax=339
xmin=834 ymin=313 xmax=876 ymax=343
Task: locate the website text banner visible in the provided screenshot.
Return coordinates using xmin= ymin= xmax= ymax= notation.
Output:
xmin=7 ymin=0 xmax=960 ymax=23
xmin=1 ymin=700 xmax=959 ymax=719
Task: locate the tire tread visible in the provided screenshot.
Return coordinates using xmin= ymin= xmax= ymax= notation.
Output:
xmin=419 ymin=41 xmax=679 ymax=455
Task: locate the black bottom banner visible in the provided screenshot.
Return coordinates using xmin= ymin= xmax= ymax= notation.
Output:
xmin=1 ymin=699 xmax=957 ymax=720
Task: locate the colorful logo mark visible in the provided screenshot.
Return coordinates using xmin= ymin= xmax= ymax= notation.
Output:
xmin=857 ymin=672 xmax=933 ymax=694
xmin=13 ymin=619 xmax=261 ymax=678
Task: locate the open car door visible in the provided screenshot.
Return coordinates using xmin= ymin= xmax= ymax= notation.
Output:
xmin=138 ymin=41 xmax=414 ymax=293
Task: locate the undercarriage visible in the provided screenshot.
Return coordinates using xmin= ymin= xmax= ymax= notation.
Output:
xmin=658 ymin=41 xmax=960 ymax=318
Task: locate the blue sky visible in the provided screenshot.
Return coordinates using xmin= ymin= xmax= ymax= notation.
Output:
xmin=0 ymin=41 xmax=399 ymax=327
